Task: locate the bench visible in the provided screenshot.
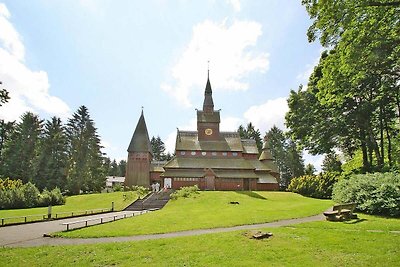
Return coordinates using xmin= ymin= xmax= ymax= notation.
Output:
xmin=61 ymin=212 xmax=136 ymax=231
xmin=323 ymin=203 xmax=357 ymax=221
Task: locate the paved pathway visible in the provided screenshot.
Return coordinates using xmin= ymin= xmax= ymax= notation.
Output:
xmin=1 ymin=213 xmax=325 ymax=248
xmin=0 ymin=211 xmax=141 ymax=248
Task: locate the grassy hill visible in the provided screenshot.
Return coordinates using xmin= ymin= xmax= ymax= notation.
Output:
xmin=59 ymin=191 xmax=332 ymax=238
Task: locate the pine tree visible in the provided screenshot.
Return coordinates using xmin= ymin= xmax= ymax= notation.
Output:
xmin=66 ymin=106 xmax=105 ymax=194
xmin=110 ymin=159 xmax=118 ymax=176
xmin=1 ymin=112 xmax=43 ymax=183
xmin=33 ymin=117 xmax=68 ymax=190
xmin=118 ymin=160 xmax=126 ymax=177
xmin=322 ymin=151 xmax=342 ymax=173
xmin=151 ymin=136 xmax=167 ymax=161
xmin=237 ymin=123 xmax=263 ymax=153
xmin=266 ymin=126 xmax=305 ymax=188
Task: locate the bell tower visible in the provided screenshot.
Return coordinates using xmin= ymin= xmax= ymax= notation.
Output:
xmin=125 ymin=110 xmax=153 ymax=188
xmin=197 ymin=71 xmax=221 ymax=141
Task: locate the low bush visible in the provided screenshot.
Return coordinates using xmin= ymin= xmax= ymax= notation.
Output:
xmin=288 ymin=172 xmax=339 ymax=199
xmin=0 ymin=178 xmax=65 ymax=209
xmin=170 ymin=185 xmax=200 ymax=200
xmin=332 ymin=172 xmax=400 ymax=217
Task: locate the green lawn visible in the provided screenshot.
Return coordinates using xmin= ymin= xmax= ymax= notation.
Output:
xmin=1 ymin=214 xmax=398 ymax=266
xmin=58 ymin=191 xmax=332 ymax=237
xmin=0 ymin=191 xmax=137 ymax=223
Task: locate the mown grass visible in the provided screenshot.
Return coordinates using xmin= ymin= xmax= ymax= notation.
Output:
xmin=0 ymin=191 xmax=137 ymax=222
xmin=58 ymin=191 xmax=332 ymax=237
xmin=1 ymin=214 xmax=398 ymax=266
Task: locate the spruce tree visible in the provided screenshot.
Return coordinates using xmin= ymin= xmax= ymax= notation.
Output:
xmin=1 ymin=112 xmax=43 ymax=183
xmin=33 ymin=117 xmax=68 ymax=190
xmin=66 ymin=106 xmax=105 ymax=194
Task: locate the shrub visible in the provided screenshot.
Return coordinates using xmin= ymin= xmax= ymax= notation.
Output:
xmin=0 ymin=180 xmax=65 ymax=209
xmin=288 ymin=172 xmax=339 ymax=199
xmin=130 ymin=185 xmax=150 ymax=199
xmin=332 ymin=172 xmax=400 ymax=217
xmin=171 ymin=185 xmax=200 ymax=200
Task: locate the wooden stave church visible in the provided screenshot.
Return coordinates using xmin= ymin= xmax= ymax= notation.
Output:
xmin=125 ymin=74 xmax=280 ymax=191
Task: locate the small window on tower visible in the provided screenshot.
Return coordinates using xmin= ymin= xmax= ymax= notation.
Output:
xmin=232 ymin=152 xmax=238 ymax=157
xmin=212 ymin=152 xmax=217 ymax=156
xmin=180 ymin=151 xmax=186 ymax=155
xmin=222 ymin=152 xmax=227 ymax=156
xmin=202 ymin=152 xmax=207 ymax=156
xmin=191 ymin=151 xmax=196 ymax=156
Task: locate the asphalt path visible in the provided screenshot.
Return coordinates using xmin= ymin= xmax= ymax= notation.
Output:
xmin=0 ymin=210 xmax=141 ymax=248
xmin=0 ymin=212 xmax=326 ymax=248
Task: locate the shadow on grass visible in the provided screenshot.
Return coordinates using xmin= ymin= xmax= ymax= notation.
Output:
xmin=344 ymin=218 xmax=367 ymax=224
xmin=235 ymin=191 xmax=267 ymax=200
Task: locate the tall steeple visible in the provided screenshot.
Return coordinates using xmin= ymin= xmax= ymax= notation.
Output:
xmin=126 ymin=109 xmax=153 ymax=188
xmin=203 ymin=69 xmax=214 ymax=112
xmin=127 ymin=110 xmax=152 ymax=154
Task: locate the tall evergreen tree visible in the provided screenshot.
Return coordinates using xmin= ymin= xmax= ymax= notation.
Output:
xmin=266 ymin=126 xmax=305 ymax=188
xmin=1 ymin=112 xmax=43 ymax=183
xmin=66 ymin=106 xmax=105 ymax=194
xmin=237 ymin=123 xmax=263 ymax=153
xmin=118 ymin=160 xmax=126 ymax=177
xmin=110 ymin=159 xmax=118 ymax=176
xmin=322 ymin=151 xmax=343 ymax=173
xmin=33 ymin=117 xmax=68 ymax=190
xmin=304 ymin=163 xmax=316 ymax=176
xmin=0 ymin=81 xmax=10 ymax=107
xmin=151 ymin=136 xmax=167 ymax=161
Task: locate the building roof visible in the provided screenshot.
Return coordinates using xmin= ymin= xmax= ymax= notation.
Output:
xmin=161 ymin=169 xmax=258 ymax=179
xmin=176 ymin=131 xmax=243 ymax=152
xmin=163 ymin=157 xmax=255 ymax=170
xmin=127 ymin=111 xmax=152 ymax=153
xmin=241 ymin=139 xmax=259 ymax=154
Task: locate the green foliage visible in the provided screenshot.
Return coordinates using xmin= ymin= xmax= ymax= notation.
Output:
xmin=296 ymin=1 xmax=400 ymax=171
xmin=332 ymin=172 xmax=400 ymax=217
xmin=129 ymin=185 xmax=149 ymax=199
xmin=1 ymin=112 xmax=43 ymax=183
xmin=238 ymin=123 xmax=263 ymax=153
xmin=266 ymin=126 xmax=305 ymax=187
xmin=0 ymin=81 xmax=10 ymax=107
xmin=66 ymin=106 xmax=105 ymax=194
xmin=0 ymin=180 xmax=65 ymax=209
xmin=288 ymin=172 xmax=339 ymax=199
xmin=322 ymin=151 xmax=342 ymax=173
xmin=170 ymin=185 xmax=200 ymax=200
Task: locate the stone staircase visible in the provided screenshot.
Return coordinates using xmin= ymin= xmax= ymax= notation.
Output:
xmin=124 ymin=189 xmax=174 ymax=211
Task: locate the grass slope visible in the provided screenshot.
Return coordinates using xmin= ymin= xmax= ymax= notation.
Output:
xmin=1 ymin=214 xmax=398 ymax=266
xmin=0 ymin=191 xmax=136 ymax=220
xmin=59 ymin=191 xmax=332 ymax=237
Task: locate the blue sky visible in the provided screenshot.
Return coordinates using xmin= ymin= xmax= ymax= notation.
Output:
xmin=0 ymin=1 xmax=323 ymax=168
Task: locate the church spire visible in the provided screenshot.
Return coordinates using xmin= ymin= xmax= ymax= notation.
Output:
xmin=127 ymin=110 xmax=152 ymax=154
xmin=203 ymin=66 xmax=214 ymax=112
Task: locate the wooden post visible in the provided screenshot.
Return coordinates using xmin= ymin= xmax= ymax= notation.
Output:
xmin=111 ymin=201 xmax=114 ymax=212
xmin=48 ymin=205 xmax=52 ymax=219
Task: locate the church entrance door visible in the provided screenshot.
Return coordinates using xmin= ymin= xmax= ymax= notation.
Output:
xmin=164 ymin=178 xmax=172 ymax=189
xmin=243 ymin=179 xmax=249 ymax=191
xmin=205 ymin=176 xmax=215 ymax=190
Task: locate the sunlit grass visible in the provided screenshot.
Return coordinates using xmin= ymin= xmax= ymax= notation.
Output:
xmin=59 ymin=191 xmax=332 ymax=237
xmin=1 ymin=214 xmax=398 ymax=266
xmin=0 ymin=191 xmax=136 ymax=223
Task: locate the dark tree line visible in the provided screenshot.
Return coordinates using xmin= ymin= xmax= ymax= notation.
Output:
xmin=0 ymin=105 xmax=107 ymax=195
xmin=151 ymin=136 xmax=173 ymax=161
xmin=103 ymin=158 xmax=126 ymax=177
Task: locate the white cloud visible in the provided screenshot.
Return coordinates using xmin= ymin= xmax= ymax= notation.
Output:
xmin=0 ymin=3 xmax=70 ymax=122
xmin=162 ymin=19 xmax=269 ymax=107
xmin=244 ymin=97 xmax=288 ymax=133
xmin=227 ymin=0 xmax=241 ymax=12
xmin=220 ymin=116 xmax=243 ymax=131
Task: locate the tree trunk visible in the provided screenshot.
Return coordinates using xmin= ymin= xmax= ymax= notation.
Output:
xmin=360 ymin=128 xmax=370 ymax=171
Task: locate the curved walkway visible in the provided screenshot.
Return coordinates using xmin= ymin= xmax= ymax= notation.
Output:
xmin=1 ymin=213 xmax=325 ymax=248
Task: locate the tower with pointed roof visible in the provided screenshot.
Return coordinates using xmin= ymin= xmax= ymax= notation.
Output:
xmin=125 ymin=110 xmax=153 ymax=187
xmin=197 ymin=71 xmax=221 ymax=141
